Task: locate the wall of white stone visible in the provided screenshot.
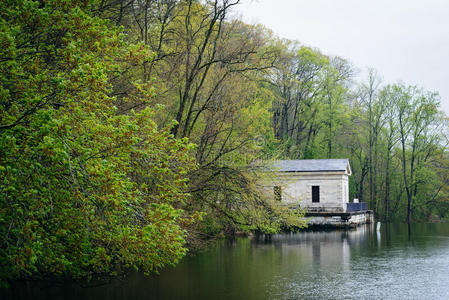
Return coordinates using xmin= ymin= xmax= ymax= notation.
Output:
xmin=306 ymin=212 xmax=373 ymax=227
xmin=261 ymin=171 xmax=350 ymax=212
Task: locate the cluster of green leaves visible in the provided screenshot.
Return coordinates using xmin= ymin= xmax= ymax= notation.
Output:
xmin=104 ymin=0 xmax=308 ymax=237
xmin=0 ymin=0 xmax=196 ymax=284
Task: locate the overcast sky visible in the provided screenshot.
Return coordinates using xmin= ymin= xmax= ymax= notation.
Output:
xmin=234 ymin=0 xmax=449 ymax=114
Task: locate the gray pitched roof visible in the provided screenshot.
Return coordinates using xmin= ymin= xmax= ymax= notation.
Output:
xmin=267 ymin=159 xmax=351 ymax=173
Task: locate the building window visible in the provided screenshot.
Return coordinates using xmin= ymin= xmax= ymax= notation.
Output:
xmin=274 ymin=186 xmax=282 ymax=201
xmin=312 ymin=186 xmax=320 ymax=203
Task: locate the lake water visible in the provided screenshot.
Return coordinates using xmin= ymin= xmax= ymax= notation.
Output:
xmin=5 ymin=223 xmax=449 ymax=300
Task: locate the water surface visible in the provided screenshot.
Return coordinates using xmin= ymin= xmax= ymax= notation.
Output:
xmin=5 ymin=223 xmax=449 ymax=299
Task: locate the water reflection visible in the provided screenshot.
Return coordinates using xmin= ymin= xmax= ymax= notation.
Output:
xmin=4 ymin=223 xmax=449 ymax=300
xmin=251 ymin=227 xmax=370 ymax=269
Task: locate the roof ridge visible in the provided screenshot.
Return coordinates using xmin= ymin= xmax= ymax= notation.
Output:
xmin=266 ymin=159 xmax=351 ymax=173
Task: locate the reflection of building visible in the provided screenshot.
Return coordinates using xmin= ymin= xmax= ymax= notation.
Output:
xmin=255 ymin=226 xmax=370 ymax=267
xmin=258 ymin=159 xmax=373 ymax=227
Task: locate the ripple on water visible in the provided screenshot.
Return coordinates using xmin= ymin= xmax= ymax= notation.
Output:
xmin=266 ymin=232 xmax=449 ymax=300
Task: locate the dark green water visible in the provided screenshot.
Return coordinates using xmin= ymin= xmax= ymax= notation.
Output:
xmin=4 ymin=223 xmax=449 ymax=300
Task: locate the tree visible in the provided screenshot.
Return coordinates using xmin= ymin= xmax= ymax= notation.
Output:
xmin=379 ymin=87 xmax=400 ymax=221
xmin=392 ymin=84 xmax=440 ymax=223
xmin=358 ymin=69 xmax=386 ymax=213
xmin=0 ymin=0 xmax=196 ymax=284
xmin=269 ymin=44 xmax=328 ymax=157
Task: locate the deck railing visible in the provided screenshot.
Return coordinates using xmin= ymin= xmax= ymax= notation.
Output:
xmin=346 ymin=202 xmax=367 ymax=212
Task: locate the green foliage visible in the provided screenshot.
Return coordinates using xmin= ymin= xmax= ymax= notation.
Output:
xmin=1 ymin=0 xmax=448 ymax=286
xmin=267 ymin=39 xmax=448 ymax=223
xmin=0 ymin=0 xmax=195 ymax=284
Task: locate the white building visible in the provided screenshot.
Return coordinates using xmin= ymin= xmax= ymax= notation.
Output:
xmin=260 ymin=159 xmax=352 ymax=213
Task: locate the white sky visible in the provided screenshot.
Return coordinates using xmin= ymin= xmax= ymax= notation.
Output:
xmin=233 ymin=0 xmax=449 ymax=114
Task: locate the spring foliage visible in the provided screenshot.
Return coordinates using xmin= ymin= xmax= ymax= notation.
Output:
xmin=0 ymin=0 xmax=196 ymax=283
xmin=1 ymin=0 xmax=448 ymax=285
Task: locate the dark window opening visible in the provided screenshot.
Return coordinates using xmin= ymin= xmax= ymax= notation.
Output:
xmin=274 ymin=186 xmax=282 ymax=201
xmin=312 ymin=186 xmax=320 ymax=203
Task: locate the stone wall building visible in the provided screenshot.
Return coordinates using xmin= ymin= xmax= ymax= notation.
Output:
xmin=261 ymin=159 xmax=352 ymax=213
